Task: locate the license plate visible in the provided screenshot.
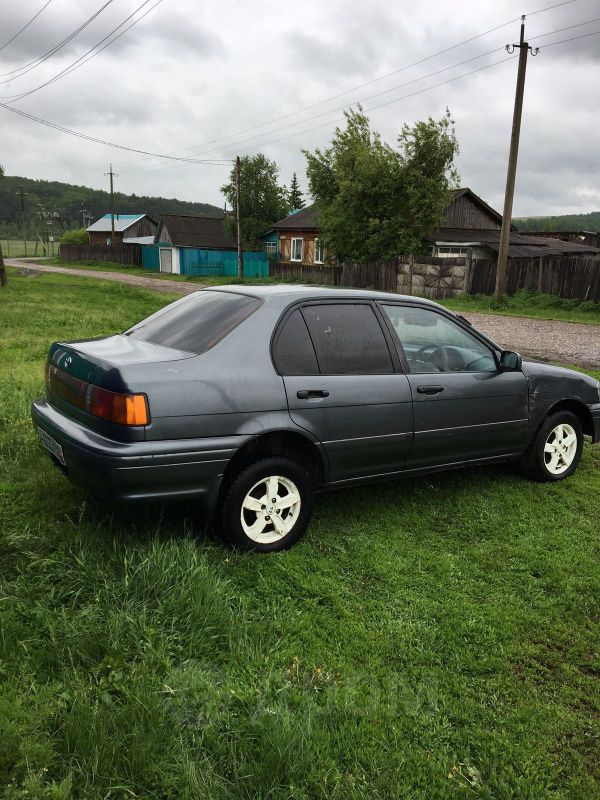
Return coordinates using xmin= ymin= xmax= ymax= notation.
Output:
xmin=37 ymin=427 xmax=66 ymax=466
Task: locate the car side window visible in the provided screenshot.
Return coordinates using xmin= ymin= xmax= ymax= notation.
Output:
xmin=302 ymin=303 xmax=393 ymax=375
xmin=273 ymin=309 xmax=319 ymax=375
xmin=381 ymin=305 xmax=497 ymax=374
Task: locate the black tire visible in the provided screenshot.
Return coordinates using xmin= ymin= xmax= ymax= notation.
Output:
xmin=217 ymin=457 xmax=314 ymax=552
xmin=520 ymin=410 xmax=583 ymax=482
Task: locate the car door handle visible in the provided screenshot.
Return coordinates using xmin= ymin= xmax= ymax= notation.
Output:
xmin=416 ymin=385 xmax=445 ymax=395
xmin=297 ymin=389 xmax=329 ymax=399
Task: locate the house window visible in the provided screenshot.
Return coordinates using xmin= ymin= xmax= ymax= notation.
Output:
xmin=265 ymin=241 xmax=277 ymax=255
xmin=314 ymin=238 xmax=325 ymax=264
xmin=291 ymin=238 xmax=303 ymax=262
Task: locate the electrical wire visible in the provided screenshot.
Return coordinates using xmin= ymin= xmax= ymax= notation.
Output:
xmin=1 ymin=0 xmax=162 ymax=102
xmin=0 ymin=99 xmax=232 ymax=164
xmin=537 ymin=28 xmax=600 ymax=46
xmin=0 ymin=0 xmax=54 ymax=52
xmin=112 ymin=0 xmax=583 ymax=170
xmin=121 ymin=46 xmax=507 ymax=174
xmin=0 ymin=0 xmax=114 ymax=81
xmin=530 ymin=15 xmax=600 ymax=40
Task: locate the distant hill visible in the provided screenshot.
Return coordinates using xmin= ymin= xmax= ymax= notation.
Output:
xmin=514 ymin=210 xmax=600 ymax=233
xmin=0 ymin=174 xmax=223 ymax=238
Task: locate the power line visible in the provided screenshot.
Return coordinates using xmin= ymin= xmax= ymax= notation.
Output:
xmin=121 ymin=46 xmax=508 ymax=174
xmin=0 ymin=0 xmax=54 ymax=52
xmin=1 ymin=0 xmax=162 ymax=102
xmin=530 ymin=15 xmax=600 ymax=40
xmin=0 ymin=0 xmax=114 ymax=82
xmin=537 ymin=27 xmax=600 ymax=46
xmin=112 ymin=0 xmax=582 ymax=170
xmin=0 ymin=100 xmax=232 ymax=164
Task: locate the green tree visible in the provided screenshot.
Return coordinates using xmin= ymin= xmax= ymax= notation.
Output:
xmin=221 ymin=154 xmax=289 ymax=249
xmin=60 ymin=228 xmax=88 ymax=245
xmin=304 ymin=107 xmax=459 ymax=261
xmin=0 ymin=164 xmax=6 ymax=286
xmin=288 ymin=172 xmax=305 ymax=210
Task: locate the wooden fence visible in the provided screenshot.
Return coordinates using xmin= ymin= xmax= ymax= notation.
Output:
xmin=59 ymin=243 xmax=142 ymax=266
xmin=271 ymin=256 xmax=468 ymax=298
xmin=272 ymin=254 xmax=600 ymax=302
xmin=468 ymin=255 xmax=600 ymax=301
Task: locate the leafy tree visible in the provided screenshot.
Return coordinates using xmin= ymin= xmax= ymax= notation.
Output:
xmin=221 ymin=154 xmax=289 ymax=249
xmin=288 ymin=172 xmax=305 ymax=210
xmin=60 ymin=228 xmax=88 ymax=245
xmin=0 ymin=165 xmax=6 ymax=286
xmin=304 ymin=107 xmax=459 ymax=261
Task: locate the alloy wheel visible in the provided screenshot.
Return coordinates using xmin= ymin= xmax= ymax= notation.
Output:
xmin=544 ymin=423 xmax=578 ymax=475
xmin=240 ymin=475 xmax=302 ymax=544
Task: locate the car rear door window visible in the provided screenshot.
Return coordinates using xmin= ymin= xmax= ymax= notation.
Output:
xmin=124 ymin=291 xmax=261 ymax=354
xmin=302 ymin=303 xmax=393 ymax=374
xmin=273 ymin=310 xmax=319 ymax=375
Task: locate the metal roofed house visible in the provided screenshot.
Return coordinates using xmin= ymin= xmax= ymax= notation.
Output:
xmin=86 ymin=213 xmax=157 ymax=245
xmin=143 ymin=213 xmax=268 ymax=277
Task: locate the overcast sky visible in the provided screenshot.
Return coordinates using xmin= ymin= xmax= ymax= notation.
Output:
xmin=0 ymin=0 xmax=599 ymax=216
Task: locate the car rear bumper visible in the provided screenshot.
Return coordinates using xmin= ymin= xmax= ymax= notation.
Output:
xmin=32 ymin=399 xmax=241 ymax=508
xmin=591 ymin=402 xmax=600 ymax=443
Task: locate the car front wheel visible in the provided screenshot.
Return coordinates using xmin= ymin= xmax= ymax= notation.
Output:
xmin=217 ymin=457 xmax=314 ymax=551
xmin=520 ymin=411 xmax=583 ymax=482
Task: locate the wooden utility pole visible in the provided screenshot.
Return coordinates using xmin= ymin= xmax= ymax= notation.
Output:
xmin=105 ymin=164 xmax=118 ymax=246
xmin=0 ymin=244 xmax=7 ymax=287
xmin=17 ymin=185 xmax=27 ymax=256
xmin=235 ymin=156 xmax=243 ymax=279
xmin=494 ymin=16 xmax=538 ymax=300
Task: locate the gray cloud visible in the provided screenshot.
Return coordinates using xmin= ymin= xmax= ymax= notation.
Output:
xmin=0 ymin=0 xmax=598 ymax=217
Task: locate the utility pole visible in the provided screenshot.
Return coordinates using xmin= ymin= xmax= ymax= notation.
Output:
xmin=105 ymin=164 xmax=118 ymax=246
xmin=494 ymin=16 xmax=538 ymax=300
xmin=235 ymin=156 xmax=243 ymax=279
xmin=17 ymin=185 xmax=27 ymax=256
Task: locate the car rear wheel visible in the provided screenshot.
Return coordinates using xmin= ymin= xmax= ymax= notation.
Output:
xmin=217 ymin=457 xmax=313 ymax=551
xmin=520 ymin=411 xmax=583 ymax=482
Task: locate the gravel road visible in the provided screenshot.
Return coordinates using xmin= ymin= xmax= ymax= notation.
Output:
xmin=462 ymin=312 xmax=599 ymax=369
xmin=7 ymin=260 xmax=599 ymax=369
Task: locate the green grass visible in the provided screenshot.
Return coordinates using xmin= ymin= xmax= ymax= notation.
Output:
xmin=1 ymin=270 xmax=599 ymax=799
xmin=442 ymin=289 xmax=600 ymax=326
xmin=48 ymin=259 xmax=294 ymax=286
xmin=1 ymin=240 xmax=50 ymax=259
xmin=47 ymin=260 xmax=600 ymax=324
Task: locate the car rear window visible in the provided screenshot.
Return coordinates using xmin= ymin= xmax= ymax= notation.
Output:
xmin=124 ymin=291 xmax=261 ymax=354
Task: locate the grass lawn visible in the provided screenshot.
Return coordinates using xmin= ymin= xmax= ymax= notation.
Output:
xmin=1 ymin=270 xmax=599 ymax=799
xmin=47 ymin=259 xmax=292 ymax=287
xmin=45 ymin=259 xmax=600 ymax=324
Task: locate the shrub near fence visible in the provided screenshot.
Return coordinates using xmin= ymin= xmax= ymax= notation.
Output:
xmin=59 ymin=243 xmax=142 ymax=266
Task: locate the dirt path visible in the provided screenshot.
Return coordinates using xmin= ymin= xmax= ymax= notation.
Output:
xmin=6 ymin=259 xmax=201 ymax=295
xmin=7 ymin=259 xmax=599 ymax=368
xmin=462 ymin=312 xmax=600 ymax=369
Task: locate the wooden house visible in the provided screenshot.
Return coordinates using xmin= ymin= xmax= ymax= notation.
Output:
xmin=86 ymin=213 xmax=157 ymax=245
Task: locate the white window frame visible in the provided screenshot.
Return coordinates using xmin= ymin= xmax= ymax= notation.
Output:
xmin=264 ymin=241 xmax=277 ymax=255
xmin=291 ymin=237 xmax=303 ymax=262
xmin=314 ymin=238 xmax=325 ymax=264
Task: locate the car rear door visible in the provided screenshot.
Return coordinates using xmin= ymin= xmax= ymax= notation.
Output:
xmin=379 ymin=303 xmax=529 ymax=468
xmin=273 ymin=301 xmax=413 ymax=482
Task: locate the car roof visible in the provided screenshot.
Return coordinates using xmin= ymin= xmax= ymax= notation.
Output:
xmin=202 ymin=283 xmax=447 ymax=309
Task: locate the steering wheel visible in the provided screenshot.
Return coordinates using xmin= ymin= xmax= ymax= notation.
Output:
xmin=414 ymin=344 xmax=449 ymax=371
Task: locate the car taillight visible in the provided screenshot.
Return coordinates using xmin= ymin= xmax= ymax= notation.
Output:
xmin=46 ymin=363 xmax=149 ymax=426
xmin=88 ymin=386 xmax=149 ymax=426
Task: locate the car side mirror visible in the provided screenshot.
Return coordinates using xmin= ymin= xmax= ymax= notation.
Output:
xmin=498 ymin=350 xmax=522 ymax=371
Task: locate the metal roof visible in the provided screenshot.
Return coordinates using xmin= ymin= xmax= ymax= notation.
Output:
xmin=430 ymin=227 xmax=600 ymax=256
xmin=86 ymin=213 xmax=149 ymax=233
xmin=156 ymin=214 xmax=235 ymax=249
xmin=270 ymin=205 xmax=319 ymax=231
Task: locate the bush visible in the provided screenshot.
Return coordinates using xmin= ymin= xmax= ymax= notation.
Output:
xmin=60 ymin=228 xmax=88 ymax=245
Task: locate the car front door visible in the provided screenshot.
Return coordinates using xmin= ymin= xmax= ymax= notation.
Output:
xmin=379 ymin=303 xmax=529 ymax=468
xmin=273 ymin=302 xmax=413 ymax=482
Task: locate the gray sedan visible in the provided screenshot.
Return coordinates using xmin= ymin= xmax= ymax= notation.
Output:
xmin=32 ymin=286 xmax=600 ymax=551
